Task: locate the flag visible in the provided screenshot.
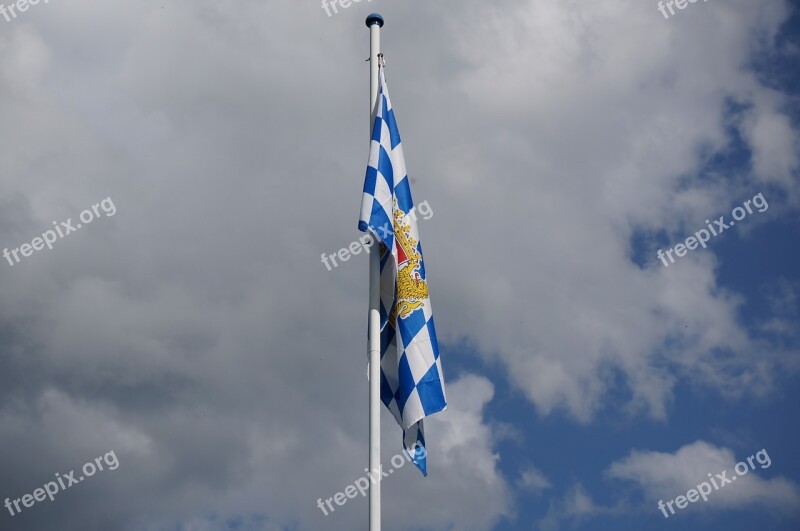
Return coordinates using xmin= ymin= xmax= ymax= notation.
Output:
xmin=358 ymin=64 xmax=447 ymax=476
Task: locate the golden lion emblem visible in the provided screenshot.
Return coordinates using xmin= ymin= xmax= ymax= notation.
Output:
xmin=388 ymin=200 xmax=428 ymax=325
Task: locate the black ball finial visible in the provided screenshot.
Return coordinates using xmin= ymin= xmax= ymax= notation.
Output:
xmin=366 ymin=13 xmax=384 ymax=27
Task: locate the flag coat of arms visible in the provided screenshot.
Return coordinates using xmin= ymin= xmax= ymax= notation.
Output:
xmin=358 ymin=65 xmax=447 ymax=476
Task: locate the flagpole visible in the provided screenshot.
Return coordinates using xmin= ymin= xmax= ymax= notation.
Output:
xmin=366 ymin=12 xmax=384 ymax=531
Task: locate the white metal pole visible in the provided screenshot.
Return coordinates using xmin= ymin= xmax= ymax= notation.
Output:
xmin=366 ymin=12 xmax=384 ymax=531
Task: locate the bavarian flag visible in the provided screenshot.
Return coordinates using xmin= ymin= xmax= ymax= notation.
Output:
xmin=358 ymin=64 xmax=447 ymax=476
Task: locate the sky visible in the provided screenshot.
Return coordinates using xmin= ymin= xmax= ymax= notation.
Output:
xmin=0 ymin=0 xmax=799 ymax=530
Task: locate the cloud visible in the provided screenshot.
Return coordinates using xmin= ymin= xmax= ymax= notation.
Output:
xmin=759 ymin=277 xmax=800 ymax=339
xmin=420 ymin=0 xmax=800 ymax=422
xmin=537 ymin=483 xmax=616 ymax=531
xmin=518 ymin=466 xmax=553 ymax=494
xmin=607 ymin=440 xmax=800 ymax=514
xmin=168 ymin=373 xmax=513 ymax=531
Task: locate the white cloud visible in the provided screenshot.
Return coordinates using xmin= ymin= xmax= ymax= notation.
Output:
xmin=423 ymin=0 xmax=799 ymax=422
xmin=607 ymin=440 xmax=800 ymax=514
xmin=518 ymin=466 xmax=552 ymax=493
xmin=538 ymin=483 xmax=616 ymax=531
xmin=178 ymin=374 xmax=512 ymax=531
xmin=740 ymin=91 xmax=800 ymax=189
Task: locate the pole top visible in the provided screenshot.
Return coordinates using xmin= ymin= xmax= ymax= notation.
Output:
xmin=366 ymin=13 xmax=384 ymax=28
